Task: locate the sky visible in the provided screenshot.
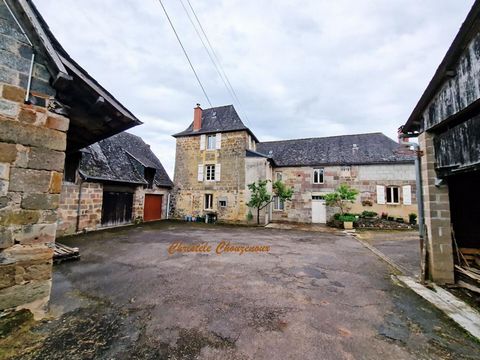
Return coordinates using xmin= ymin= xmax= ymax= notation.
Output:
xmin=35 ymin=0 xmax=474 ymax=178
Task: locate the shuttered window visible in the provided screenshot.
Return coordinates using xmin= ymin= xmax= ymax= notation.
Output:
xmin=386 ymin=186 xmax=400 ymax=204
xmin=402 ymin=185 xmax=412 ymax=205
xmin=376 ymin=185 xmax=385 ymax=204
xmin=206 ymin=165 xmax=215 ymax=181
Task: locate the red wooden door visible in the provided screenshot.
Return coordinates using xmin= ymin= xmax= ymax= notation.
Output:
xmin=144 ymin=194 xmax=163 ymax=221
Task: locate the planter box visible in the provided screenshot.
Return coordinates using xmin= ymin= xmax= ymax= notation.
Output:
xmin=343 ymin=221 xmax=353 ymax=230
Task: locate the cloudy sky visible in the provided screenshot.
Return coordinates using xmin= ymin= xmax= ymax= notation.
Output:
xmin=35 ymin=0 xmax=474 ymax=177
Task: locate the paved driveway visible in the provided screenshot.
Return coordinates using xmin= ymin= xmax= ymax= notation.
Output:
xmin=12 ymin=222 xmax=480 ymax=359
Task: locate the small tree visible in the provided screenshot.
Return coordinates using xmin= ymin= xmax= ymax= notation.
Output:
xmin=247 ymin=179 xmax=293 ymax=224
xmin=324 ymin=184 xmax=358 ymax=215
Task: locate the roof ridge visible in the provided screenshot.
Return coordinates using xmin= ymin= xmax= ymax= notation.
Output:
xmin=258 ymin=132 xmax=385 ymax=144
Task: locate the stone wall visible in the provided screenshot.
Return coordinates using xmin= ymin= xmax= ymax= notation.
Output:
xmin=57 ymin=182 xmax=170 ymax=237
xmin=0 ymin=2 xmax=69 ymax=315
xmin=419 ymin=132 xmax=454 ymax=284
xmin=174 ymin=131 xmax=248 ymax=222
xmin=56 ymin=182 xmax=103 ymax=237
xmin=133 ymin=186 xmax=170 ymax=221
xmin=271 ymin=164 xmax=417 ymax=223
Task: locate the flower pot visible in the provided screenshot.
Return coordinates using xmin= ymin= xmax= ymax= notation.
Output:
xmin=343 ymin=221 xmax=353 ymax=230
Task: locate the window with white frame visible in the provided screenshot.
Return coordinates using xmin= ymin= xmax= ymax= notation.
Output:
xmin=275 ymin=172 xmax=283 ymax=181
xmin=205 ymin=164 xmax=215 ymax=181
xmin=207 ymin=134 xmax=216 ymax=150
xmin=386 ymin=186 xmax=400 ymax=204
xmin=205 ymin=194 xmax=213 ymax=209
xmin=312 ymin=168 xmax=324 ymax=184
xmin=273 ymin=196 xmax=284 ymax=210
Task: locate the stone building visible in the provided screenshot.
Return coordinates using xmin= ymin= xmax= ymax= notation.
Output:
xmin=173 ymin=105 xmax=416 ymax=224
xmin=57 ymin=132 xmax=172 ymax=237
xmin=401 ymin=0 xmax=480 ymax=284
xmin=0 ymin=1 xmax=140 ymax=316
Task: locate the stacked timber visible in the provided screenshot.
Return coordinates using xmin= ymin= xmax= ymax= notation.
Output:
xmin=53 ymin=242 xmax=80 ymax=264
xmin=456 ymin=248 xmax=480 ymax=294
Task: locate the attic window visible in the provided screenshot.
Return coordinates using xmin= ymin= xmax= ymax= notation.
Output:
xmin=144 ymin=168 xmax=156 ymax=189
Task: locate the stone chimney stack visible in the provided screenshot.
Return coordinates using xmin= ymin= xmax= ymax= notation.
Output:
xmin=193 ymin=103 xmax=202 ymax=131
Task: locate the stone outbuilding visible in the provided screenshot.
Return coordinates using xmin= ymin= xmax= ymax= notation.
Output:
xmin=57 ymin=132 xmax=172 ymax=237
xmin=173 ymin=104 xmax=416 ymax=225
xmin=401 ymin=0 xmax=480 ymax=284
xmin=0 ymin=0 xmax=141 ymax=315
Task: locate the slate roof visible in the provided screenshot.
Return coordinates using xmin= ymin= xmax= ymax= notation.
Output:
xmin=256 ymin=133 xmax=415 ymax=167
xmin=173 ymin=105 xmax=259 ymax=141
xmin=79 ymin=132 xmax=173 ymax=187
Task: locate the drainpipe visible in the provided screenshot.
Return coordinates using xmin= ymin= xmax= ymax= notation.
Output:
xmin=166 ymin=193 xmax=171 ymax=219
xmin=402 ymin=141 xmax=424 ymax=240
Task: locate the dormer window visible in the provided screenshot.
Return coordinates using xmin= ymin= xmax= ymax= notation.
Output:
xmin=144 ymin=167 xmax=156 ymax=189
xmin=207 ymin=134 xmax=216 ymax=150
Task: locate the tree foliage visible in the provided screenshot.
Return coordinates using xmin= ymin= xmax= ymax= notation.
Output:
xmin=247 ymin=179 xmax=293 ymax=224
xmin=324 ymin=184 xmax=359 ymax=215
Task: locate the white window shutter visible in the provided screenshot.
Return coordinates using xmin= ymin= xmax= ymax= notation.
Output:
xmin=403 ymin=185 xmax=412 ymax=205
xmin=376 ymin=185 xmax=386 ymax=205
xmin=197 ymin=164 xmax=204 ymax=181
xmin=216 ymin=133 xmax=222 ymax=149
xmin=200 ymin=134 xmax=206 ymax=150
xmin=215 ymin=163 xmax=221 ymax=181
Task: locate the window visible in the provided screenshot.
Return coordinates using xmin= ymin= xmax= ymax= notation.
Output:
xmin=313 ymin=168 xmax=324 ymax=184
xmin=205 ymin=194 xmax=213 ymax=209
xmin=205 ymin=165 xmax=215 ymax=181
xmin=273 ymin=196 xmax=284 ymax=210
xmin=207 ymin=135 xmax=216 ymax=150
xmin=312 ymin=195 xmax=325 ymax=200
xmin=386 ymin=186 xmax=400 ymax=204
xmin=144 ymin=167 xmax=156 ymax=189
xmin=219 ymin=199 xmax=227 ymax=207
xmin=275 ymin=172 xmax=283 ymax=181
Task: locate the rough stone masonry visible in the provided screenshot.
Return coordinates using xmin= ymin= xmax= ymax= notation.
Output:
xmin=0 ymin=2 xmax=70 ymax=317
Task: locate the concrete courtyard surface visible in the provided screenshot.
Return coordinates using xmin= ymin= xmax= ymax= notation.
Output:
xmin=6 ymin=222 xmax=480 ymax=360
xmin=355 ymin=230 xmax=421 ymax=278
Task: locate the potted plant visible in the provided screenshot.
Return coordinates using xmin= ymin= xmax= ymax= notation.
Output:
xmin=325 ymin=184 xmax=359 ymax=229
xmin=409 ymin=213 xmax=417 ymax=225
xmin=339 ymin=214 xmax=356 ymax=229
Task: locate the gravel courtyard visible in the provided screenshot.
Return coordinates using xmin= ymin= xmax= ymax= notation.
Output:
xmin=9 ymin=221 xmax=480 ymax=360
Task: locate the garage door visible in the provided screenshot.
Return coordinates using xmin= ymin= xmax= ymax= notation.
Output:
xmin=312 ymin=196 xmax=326 ymax=223
xmin=144 ymin=194 xmax=163 ymax=221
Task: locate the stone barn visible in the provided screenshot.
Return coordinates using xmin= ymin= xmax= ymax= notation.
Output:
xmin=401 ymin=0 xmax=480 ymax=285
xmin=57 ymin=131 xmax=172 ymax=237
xmin=0 ymin=0 xmax=141 ymax=316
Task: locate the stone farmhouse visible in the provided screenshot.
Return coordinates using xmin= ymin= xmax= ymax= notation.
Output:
xmin=401 ymin=0 xmax=480 ymax=284
xmin=173 ymin=105 xmax=416 ymax=224
xmin=57 ymin=131 xmax=173 ymax=237
xmin=0 ymin=0 xmax=142 ymax=315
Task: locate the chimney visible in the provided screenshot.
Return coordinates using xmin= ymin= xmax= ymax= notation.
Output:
xmin=193 ymin=103 xmax=202 ymax=131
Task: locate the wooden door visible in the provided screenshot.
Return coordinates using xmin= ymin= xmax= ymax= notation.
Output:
xmin=311 ymin=199 xmax=326 ymax=224
xmin=101 ymin=191 xmax=133 ymax=226
xmin=144 ymin=194 xmax=163 ymax=221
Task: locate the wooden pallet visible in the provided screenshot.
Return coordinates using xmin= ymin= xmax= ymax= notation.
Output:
xmin=53 ymin=242 xmax=80 ymax=264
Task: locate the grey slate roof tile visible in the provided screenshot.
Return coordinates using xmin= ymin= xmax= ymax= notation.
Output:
xmin=173 ymin=105 xmax=258 ymax=141
xmin=256 ymin=133 xmax=415 ymax=167
xmin=79 ymin=132 xmax=173 ymax=187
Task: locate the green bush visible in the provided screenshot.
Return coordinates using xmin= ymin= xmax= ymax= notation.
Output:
xmin=339 ymin=214 xmax=356 ymax=222
xmin=361 ymin=210 xmax=377 ymax=218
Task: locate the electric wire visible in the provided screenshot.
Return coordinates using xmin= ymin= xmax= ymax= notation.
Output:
xmin=155 ymin=0 xmax=213 ymax=107
xmin=185 ymin=0 xmax=251 ymax=125
xmin=178 ymin=0 xmax=237 ymax=105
